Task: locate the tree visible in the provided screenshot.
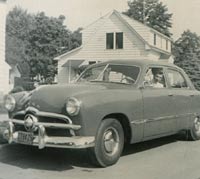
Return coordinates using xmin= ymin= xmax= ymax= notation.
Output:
xmin=26 ymin=12 xmax=72 ymax=81
xmin=173 ymin=30 xmax=200 ymax=90
xmin=6 ymin=7 xmax=82 ymax=83
xmin=6 ymin=7 xmax=33 ymax=76
xmin=124 ymin=0 xmax=173 ymax=37
xmin=71 ymin=27 xmax=83 ymax=49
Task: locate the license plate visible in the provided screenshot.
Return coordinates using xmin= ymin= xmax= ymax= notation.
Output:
xmin=18 ymin=131 xmax=34 ymax=145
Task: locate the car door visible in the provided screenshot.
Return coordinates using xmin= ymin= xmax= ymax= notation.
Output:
xmin=141 ymin=66 xmax=177 ymax=138
xmin=165 ymin=68 xmax=192 ymax=130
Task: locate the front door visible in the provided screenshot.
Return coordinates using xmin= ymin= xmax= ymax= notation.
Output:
xmin=142 ymin=67 xmax=177 ymax=138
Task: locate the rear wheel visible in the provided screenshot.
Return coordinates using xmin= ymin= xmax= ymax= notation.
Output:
xmin=0 ymin=136 xmax=7 ymax=144
xmin=188 ymin=116 xmax=200 ymax=140
xmin=88 ymin=118 xmax=124 ymax=167
xmin=0 ymin=125 xmax=7 ymax=144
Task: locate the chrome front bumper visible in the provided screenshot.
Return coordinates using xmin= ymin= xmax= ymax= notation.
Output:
xmin=2 ymin=120 xmax=95 ymax=149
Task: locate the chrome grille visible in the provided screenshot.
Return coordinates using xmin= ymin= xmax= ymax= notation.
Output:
xmin=38 ymin=116 xmax=68 ymax=124
xmin=10 ymin=108 xmax=80 ymax=137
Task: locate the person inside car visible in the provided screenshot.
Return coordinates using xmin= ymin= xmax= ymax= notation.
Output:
xmin=151 ymin=68 xmax=165 ymax=88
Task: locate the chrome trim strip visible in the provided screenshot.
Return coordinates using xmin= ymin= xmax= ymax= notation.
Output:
xmin=131 ymin=113 xmax=194 ymax=125
xmin=25 ymin=106 xmax=38 ymax=113
xmin=131 ymin=120 xmax=146 ymax=125
xmin=12 ymin=119 xmax=24 ymax=125
xmin=37 ymin=112 xmax=72 ymax=124
xmin=176 ymin=113 xmax=194 ymax=118
xmin=146 ymin=115 xmax=176 ymax=122
xmin=38 ymin=125 xmax=46 ymax=149
xmin=32 ymin=136 xmax=95 ymax=149
xmin=14 ymin=111 xmax=26 ymax=116
xmin=11 ymin=119 xmax=81 ymax=130
xmin=3 ymin=122 xmax=94 ymax=149
xmin=36 ymin=122 xmax=81 ymax=130
xmin=14 ymin=107 xmax=72 ymax=124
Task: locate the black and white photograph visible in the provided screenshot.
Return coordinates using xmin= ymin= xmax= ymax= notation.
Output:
xmin=1 ymin=0 xmax=200 ymax=178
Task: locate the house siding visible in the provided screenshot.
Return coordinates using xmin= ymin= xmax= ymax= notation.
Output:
xmin=57 ymin=48 xmax=82 ymax=83
xmin=149 ymin=31 xmax=171 ymax=53
xmin=120 ymin=13 xmax=171 ymax=54
xmin=57 ymin=11 xmax=172 ymax=83
xmin=58 ymin=64 xmax=77 ymax=83
xmin=58 ymin=13 xmax=151 ymax=83
xmin=146 ymin=50 xmax=161 ymax=61
xmin=82 ymin=17 xmax=107 ymax=45
xmin=66 ymin=14 xmax=147 ymax=61
xmin=119 ymin=13 xmax=150 ymax=42
xmin=0 ymin=1 xmax=10 ymax=94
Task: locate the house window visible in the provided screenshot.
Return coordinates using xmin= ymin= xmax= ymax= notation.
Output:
xmin=166 ymin=40 xmax=168 ymax=50
xmin=106 ymin=32 xmax=123 ymax=49
xmin=106 ymin=33 xmax=114 ymax=49
xmin=154 ymin=33 xmax=156 ymax=46
xmin=160 ymin=37 xmax=162 ymax=48
xmin=116 ymin=32 xmax=123 ymax=49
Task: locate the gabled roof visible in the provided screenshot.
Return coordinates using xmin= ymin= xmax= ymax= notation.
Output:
xmin=112 ymin=10 xmax=172 ymax=52
xmin=55 ymin=10 xmax=172 ymax=61
xmin=115 ymin=10 xmax=172 ymax=41
xmin=54 ymin=46 xmax=82 ymax=61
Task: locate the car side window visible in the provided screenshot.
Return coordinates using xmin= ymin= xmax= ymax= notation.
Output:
xmin=166 ymin=69 xmax=188 ymax=88
xmin=102 ymin=65 xmax=140 ymax=84
xmin=144 ymin=67 xmax=166 ymax=88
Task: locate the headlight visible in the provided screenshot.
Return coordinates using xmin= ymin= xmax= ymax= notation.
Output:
xmin=4 ymin=95 xmax=16 ymax=111
xmin=66 ymin=97 xmax=81 ymax=116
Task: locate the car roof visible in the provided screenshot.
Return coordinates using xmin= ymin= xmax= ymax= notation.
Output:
xmin=90 ymin=59 xmax=179 ymax=69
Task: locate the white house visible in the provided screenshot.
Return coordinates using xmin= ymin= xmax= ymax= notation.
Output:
xmin=0 ymin=0 xmax=10 ymax=97
xmin=9 ymin=64 xmax=21 ymax=86
xmin=55 ymin=10 xmax=173 ymax=83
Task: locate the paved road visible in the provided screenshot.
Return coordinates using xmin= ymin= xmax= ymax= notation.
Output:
xmin=0 ymin=134 xmax=200 ymax=179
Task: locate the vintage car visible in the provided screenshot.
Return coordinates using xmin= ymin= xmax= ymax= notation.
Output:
xmin=2 ymin=59 xmax=200 ymax=167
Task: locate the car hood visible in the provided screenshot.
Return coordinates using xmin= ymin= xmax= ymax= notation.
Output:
xmin=28 ymin=82 xmax=122 ymax=113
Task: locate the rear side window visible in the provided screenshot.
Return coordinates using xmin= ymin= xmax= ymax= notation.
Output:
xmin=106 ymin=65 xmax=140 ymax=84
xmin=77 ymin=64 xmax=140 ymax=84
xmin=166 ymin=69 xmax=188 ymax=88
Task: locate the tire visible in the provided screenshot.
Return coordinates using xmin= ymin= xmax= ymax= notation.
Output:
xmin=188 ymin=116 xmax=200 ymax=140
xmin=0 ymin=136 xmax=7 ymax=144
xmin=0 ymin=126 xmax=7 ymax=144
xmin=88 ymin=118 xmax=124 ymax=167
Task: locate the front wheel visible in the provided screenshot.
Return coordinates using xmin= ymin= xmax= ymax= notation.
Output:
xmin=188 ymin=116 xmax=200 ymax=140
xmin=88 ymin=118 xmax=124 ymax=167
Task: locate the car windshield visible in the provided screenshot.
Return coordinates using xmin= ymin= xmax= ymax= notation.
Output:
xmin=77 ymin=64 xmax=140 ymax=85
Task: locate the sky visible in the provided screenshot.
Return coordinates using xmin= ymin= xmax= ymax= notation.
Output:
xmin=6 ymin=0 xmax=200 ymax=40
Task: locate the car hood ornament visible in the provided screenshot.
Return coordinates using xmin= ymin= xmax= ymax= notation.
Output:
xmin=24 ymin=114 xmax=38 ymax=132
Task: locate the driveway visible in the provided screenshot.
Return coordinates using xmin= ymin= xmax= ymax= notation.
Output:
xmin=0 ymin=134 xmax=200 ymax=179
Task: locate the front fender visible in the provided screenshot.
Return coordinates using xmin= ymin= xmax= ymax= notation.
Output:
xmin=75 ymin=89 xmax=143 ymax=136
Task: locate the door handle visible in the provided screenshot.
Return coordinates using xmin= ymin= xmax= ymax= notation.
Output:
xmin=190 ymin=94 xmax=194 ymax=97
xmin=168 ymin=94 xmax=173 ymax=97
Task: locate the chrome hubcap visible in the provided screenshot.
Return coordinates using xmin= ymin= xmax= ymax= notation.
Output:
xmin=103 ymin=127 xmax=119 ymax=155
xmin=194 ymin=117 xmax=200 ymax=133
